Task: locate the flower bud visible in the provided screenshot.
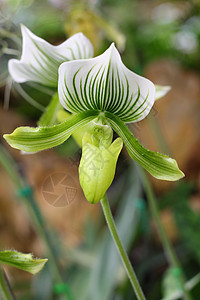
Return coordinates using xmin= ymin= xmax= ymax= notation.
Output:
xmin=79 ymin=121 xmax=123 ymax=204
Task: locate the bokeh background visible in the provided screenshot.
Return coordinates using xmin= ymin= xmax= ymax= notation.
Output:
xmin=0 ymin=0 xmax=200 ymax=299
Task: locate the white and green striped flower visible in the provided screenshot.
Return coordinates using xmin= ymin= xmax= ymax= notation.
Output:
xmin=58 ymin=43 xmax=155 ymax=123
xmin=8 ymin=25 xmax=93 ymax=87
xmin=4 ymin=42 xmax=184 ymax=203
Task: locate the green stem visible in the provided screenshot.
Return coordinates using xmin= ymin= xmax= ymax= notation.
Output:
xmin=101 ymin=194 xmax=146 ymax=300
xmin=0 ymin=145 xmax=73 ymax=300
xmin=0 ymin=267 xmax=15 ymax=300
xmin=139 ymin=167 xmax=193 ymax=300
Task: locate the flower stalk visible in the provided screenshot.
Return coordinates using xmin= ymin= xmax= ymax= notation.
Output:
xmin=101 ymin=194 xmax=146 ymax=300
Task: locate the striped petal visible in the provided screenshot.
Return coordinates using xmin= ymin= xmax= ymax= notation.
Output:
xmin=3 ymin=111 xmax=98 ymax=152
xmin=58 ymin=43 xmax=155 ymax=123
xmin=8 ymin=25 xmax=93 ymax=87
xmin=105 ymin=111 xmax=184 ymax=181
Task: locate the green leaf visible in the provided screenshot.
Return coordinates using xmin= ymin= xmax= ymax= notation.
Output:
xmin=162 ymin=268 xmax=200 ymax=300
xmin=0 ymin=250 xmax=47 ymax=275
xmin=162 ymin=268 xmax=183 ymax=300
xmin=9 ymin=25 xmax=93 ymax=87
xmin=4 ymin=111 xmax=98 ymax=152
xmin=105 ymin=111 xmax=184 ymax=181
xmin=58 ymin=43 xmax=155 ymax=123
xmin=38 ymin=93 xmax=62 ymax=126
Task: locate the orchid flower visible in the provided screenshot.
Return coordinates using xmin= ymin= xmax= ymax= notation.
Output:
xmin=4 ymin=43 xmax=184 ymax=204
xmin=4 ymin=30 xmax=186 ymax=300
xmin=8 ymin=25 xmax=94 ymax=127
xmin=9 ymin=25 xmax=93 ymax=87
